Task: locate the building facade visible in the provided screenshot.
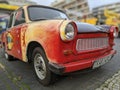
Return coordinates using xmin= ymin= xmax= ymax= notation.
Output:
xmin=92 ymin=2 xmax=120 ymax=23
xmin=93 ymin=2 xmax=120 ymax=16
xmin=52 ymin=0 xmax=91 ymax=20
xmin=0 ymin=0 xmax=36 ymax=6
xmin=0 ymin=0 xmax=37 ymax=15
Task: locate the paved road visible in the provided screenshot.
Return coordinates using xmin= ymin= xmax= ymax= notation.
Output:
xmin=0 ymin=39 xmax=120 ymax=90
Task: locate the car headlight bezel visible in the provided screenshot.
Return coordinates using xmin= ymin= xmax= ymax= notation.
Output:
xmin=60 ymin=21 xmax=77 ymax=41
xmin=113 ymin=27 xmax=118 ymax=37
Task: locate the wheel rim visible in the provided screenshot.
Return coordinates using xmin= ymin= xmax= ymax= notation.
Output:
xmin=3 ymin=47 xmax=8 ymax=60
xmin=34 ymin=53 xmax=46 ymax=80
xmin=4 ymin=52 xmax=8 ymax=60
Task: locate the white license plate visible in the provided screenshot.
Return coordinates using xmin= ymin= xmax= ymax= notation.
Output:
xmin=92 ymin=55 xmax=112 ymax=69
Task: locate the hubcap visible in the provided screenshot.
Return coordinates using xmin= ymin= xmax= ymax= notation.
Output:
xmin=34 ymin=53 xmax=46 ymax=80
xmin=5 ymin=52 xmax=8 ymax=60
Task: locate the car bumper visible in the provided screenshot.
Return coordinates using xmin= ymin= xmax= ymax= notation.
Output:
xmin=48 ymin=50 xmax=116 ymax=75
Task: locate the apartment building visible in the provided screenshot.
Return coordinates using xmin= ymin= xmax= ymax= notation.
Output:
xmin=52 ymin=0 xmax=91 ymax=20
xmin=93 ymin=2 xmax=120 ymax=16
xmin=0 ymin=0 xmax=36 ymax=6
xmin=92 ymin=2 xmax=120 ymax=24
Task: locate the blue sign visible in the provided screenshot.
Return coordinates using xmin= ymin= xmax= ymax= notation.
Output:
xmin=0 ymin=18 xmax=8 ymax=34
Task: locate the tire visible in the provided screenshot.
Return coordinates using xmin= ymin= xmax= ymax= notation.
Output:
xmin=3 ymin=46 xmax=13 ymax=61
xmin=32 ymin=47 xmax=56 ymax=86
xmin=118 ymin=32 xmax=120 ymax=38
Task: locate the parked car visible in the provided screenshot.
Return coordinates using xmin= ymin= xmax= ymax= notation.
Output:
xmin=0 ymin=19 xmax=7 ymax=34
xmin=0 ymin=16 xmax=9 ymax=48
xmin=1 ymin=5 xmax=118 ymax=85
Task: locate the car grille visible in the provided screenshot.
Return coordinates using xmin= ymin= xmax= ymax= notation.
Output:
xmin=76 ymin=37 xmax=109 ymax=52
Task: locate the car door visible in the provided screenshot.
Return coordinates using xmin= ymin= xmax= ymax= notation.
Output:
xmin=5 ymin=13 xmax=15 ymax=56
xmin=6 ymin=9 xmax=25 ymax=60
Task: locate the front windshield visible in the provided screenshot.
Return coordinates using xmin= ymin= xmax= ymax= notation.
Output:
xmin=0 ymin=21 xmax=7 ymax=31
xmin=28 ymin=6 xmax=69 ymax=21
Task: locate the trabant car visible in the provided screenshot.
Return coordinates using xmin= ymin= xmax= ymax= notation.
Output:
xmin=1 ymin=5 xmax=118 ymax=85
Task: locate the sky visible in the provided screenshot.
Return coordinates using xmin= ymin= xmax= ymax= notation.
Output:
xmin=30 ymin=0 xmax=120 ymax=9
xmin=30 ymin=0 xmax=55 ymax=6
xmin=88 ymin=0 xmax=120 ymax=10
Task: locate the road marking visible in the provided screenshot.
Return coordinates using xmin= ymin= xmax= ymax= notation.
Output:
xmin=0 ymin=63 xmax=5 ymax=70
xmin=0 ymin=62 xmax=31 ymax=90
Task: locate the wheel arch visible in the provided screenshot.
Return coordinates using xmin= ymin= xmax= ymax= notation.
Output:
xmin=26 ymin=41 xmax=45 ymax=63
xmin=2 ymin=42 xmax=5 ymax=48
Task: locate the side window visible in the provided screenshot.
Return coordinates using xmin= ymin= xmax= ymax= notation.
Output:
xmin=14 ymin=9 xmax=25 ymax=26
xmin=8 ymin=14 xmax=14 ymax=28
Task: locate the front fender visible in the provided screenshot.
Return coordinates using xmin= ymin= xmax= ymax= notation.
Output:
xmin=22 ymin=20 xmax=64 ymax=62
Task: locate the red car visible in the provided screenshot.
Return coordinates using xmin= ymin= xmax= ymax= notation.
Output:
xmin=1 ymin=5 xmax=118 ymax=85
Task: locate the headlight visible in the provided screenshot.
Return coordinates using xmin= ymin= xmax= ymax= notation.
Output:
xmin=113 ymin=28 xmax=118 ymax=37
xmin=60 ymin=22 xmax=76 ymax=41
xmin=65 ymin=24 xmax=75 ymax=40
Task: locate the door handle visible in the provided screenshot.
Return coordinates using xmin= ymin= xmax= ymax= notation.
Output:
xmin=7 ymin=31 xmax=11 ymax=33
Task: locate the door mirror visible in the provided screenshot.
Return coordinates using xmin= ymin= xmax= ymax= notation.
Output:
xmin=15 ymin=18 xmax=25 ymax=25
xmin=0 ymin=26 xmax=2 ymax=31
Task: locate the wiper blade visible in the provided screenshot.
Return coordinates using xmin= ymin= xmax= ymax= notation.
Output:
xmin=54 ymin=18 xmax=68 ymax=20
xmin=33 ymin=18 xmax=48 ymax=21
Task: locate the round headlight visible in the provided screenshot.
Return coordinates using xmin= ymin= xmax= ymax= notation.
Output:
xmin=65 ymin=24 xmax=75 ymax=40
xmin=113 ymin=28 xmax=118 ymax=37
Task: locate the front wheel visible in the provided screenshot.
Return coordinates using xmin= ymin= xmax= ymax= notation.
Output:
xmin=32 ymin=47 xmax=55 ymax=85
xmin=118 ymin=32 xmax=120 ymax=38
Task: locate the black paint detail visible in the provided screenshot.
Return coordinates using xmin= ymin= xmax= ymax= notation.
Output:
xmin=75 ymin=22 xmax=111 ymax=33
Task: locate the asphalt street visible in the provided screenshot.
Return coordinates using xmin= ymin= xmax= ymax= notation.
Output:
xmin=0 ymin=38 xmax=120 ymax=90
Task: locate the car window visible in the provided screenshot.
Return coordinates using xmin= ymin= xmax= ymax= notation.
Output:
xmin=14 ymin=9 xmax=25 ymax=26
xmin=28 ymin=6 xmax=69 ymax=21
xmin=8 ymin=13 xmax=14 ymax=28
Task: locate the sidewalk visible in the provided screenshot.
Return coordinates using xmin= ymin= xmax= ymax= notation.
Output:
xmin=0 ymin=49 xmax=30 ymax=90
xmin=0 ymin=62 xmax=19 ymax=90
xmin=96 ymin=70 xmax=120 ymax=90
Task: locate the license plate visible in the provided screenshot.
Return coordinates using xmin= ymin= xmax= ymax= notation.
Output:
xmin=92 ymin=55 xmax=112 ymax=69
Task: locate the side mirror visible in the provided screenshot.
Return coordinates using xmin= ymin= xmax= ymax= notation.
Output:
xmin=21 ymin=18 xmax=25 ymax=23
xmin=0 ymin=26 xmax=2 ymax=30
xmin=15 ymin=18 xmax=25 ymax=25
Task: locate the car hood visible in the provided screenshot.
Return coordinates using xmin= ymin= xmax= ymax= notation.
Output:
xmin=75 ymin=22 xmax=111 ymax=33
xmin=29 ymin=20 xmax=111 ymax=33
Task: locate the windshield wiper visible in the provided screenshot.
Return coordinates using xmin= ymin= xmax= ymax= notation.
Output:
xmin=33 ymin=18 xmax=48 ymax=21
xmin=53 ymin=18 xmax=68 ymax=20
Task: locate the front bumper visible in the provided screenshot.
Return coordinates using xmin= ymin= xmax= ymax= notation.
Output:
xmin=48 ymin=50 xmax=116 ymax=75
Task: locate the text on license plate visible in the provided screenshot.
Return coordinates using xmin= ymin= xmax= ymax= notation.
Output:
xmin=92 ymin=55 xmax=112 ymax=69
